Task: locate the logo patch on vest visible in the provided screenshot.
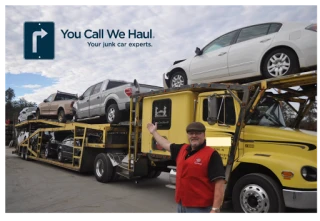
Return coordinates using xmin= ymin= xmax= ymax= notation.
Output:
xmin=194 ymin=158 xmax=202 ymax=165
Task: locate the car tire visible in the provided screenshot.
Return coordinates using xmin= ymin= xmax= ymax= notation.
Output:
xmin=94 ymin=153 xmax=114 ymax=183
xmin=57 ymin=150 xmax=63 ymax=162
xmin=45 ymin=144 xmax=50 ymax=159
xmin=58 ymin=109 xmax=67 ymax=123
xmin=262 ymin=48 xmax=299 ymax=79
xmin=106 ymin=104 xmax=121 ymax=124
xmin=169 ymin=71 xmax=187 ymax=88
xmin=36 ymin=109 xmax=41 ymax=120
xmin=232 ymin=173 xmax=285 ymax=213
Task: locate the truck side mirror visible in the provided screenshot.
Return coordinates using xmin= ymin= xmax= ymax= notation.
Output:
xmin=43 ymin=99 xmax=48 ymax=103
xmin=79 ymin=95 xmax=84 ymax=100
xmin=207 ymin=95 xmax=218 ymax=125
xmin=133 ymin=79 xmax=141 ymax=94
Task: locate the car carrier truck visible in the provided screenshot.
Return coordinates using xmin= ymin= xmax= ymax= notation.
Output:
xmin=13 ymin=71 xmax=317 ymax=213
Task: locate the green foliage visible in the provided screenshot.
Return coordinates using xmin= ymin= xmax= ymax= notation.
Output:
xmin=5 ymin=88 xmax=37 ymax=123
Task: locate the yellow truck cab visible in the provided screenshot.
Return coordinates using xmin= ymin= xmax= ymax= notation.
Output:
xmin=141 ymin=71 xmax=317 ymax=212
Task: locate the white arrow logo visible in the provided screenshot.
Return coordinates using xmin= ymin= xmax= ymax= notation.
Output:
xmin=32 ymin=28 xmax=48 ymax=53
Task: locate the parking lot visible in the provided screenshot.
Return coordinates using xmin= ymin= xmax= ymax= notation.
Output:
xmin=6 ymin=146 xmax=316 ymax=213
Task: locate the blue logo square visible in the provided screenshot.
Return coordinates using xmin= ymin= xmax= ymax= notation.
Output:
xmin=24 ymin=22 xmax=55 ymax=60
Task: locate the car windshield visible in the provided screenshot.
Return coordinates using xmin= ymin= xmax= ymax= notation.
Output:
xmin=247 ymin=97 xmax=286 ymax=127
xmin=28 ymin=107 xmax=37 ymax=111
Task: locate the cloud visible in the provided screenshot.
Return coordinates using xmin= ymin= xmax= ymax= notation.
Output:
xmin=22 ymin=84 xmax=41 ymax=89
xmin=5 ymin=5 xmax=317 ymax=104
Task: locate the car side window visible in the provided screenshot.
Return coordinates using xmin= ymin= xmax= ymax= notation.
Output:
xmin=203 ymin=30 xmax=238 ymax=54
xmin=91 ymin=82 xmax=102 ymax=95
xmin=268 ymin=23 xmax=282 ymax=34
xmin=83 ymin=85 xmax=95 ymax=98
xmin=236 ymin=24 xmax=270 ymax=43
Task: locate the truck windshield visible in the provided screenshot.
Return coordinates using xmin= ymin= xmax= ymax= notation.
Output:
xmin=247 ymin=97 xmax=286 ymax=127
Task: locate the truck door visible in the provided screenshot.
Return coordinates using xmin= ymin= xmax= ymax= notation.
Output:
xmin=77 ymin=85 xmax=94 ymax=118
xmin=89 ymin=82 xmax=103 ymax=117
xmin=198 ymin=92 xmax=243 ymax=165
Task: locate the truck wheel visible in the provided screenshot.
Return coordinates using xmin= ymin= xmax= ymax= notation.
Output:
xmin=20 ymin=148 xmax=25 ymax=159
xmin=106 ymin=104 xmax=121 ymax=124
xmin=94 ymin=153 xmax=114 ymax=183
xmin=232 ymin=173 xmax=285 ymax=213
xmin=58 ymin=109 xmax=67 ymax=123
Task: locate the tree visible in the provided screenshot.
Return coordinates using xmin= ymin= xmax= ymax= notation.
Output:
xmin=5 ymin=88 xmax=37 ymax=124
xmin=5 ymin=87 xmax=15 ymax=103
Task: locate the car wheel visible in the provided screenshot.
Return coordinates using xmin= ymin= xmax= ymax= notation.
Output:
xmin=36 ymin=109 xmax=41 ymax=120
xmin=106 ymin=104 xmax=121 ymax=124
xmin=57 ymin=150 xmax=63 ymax=162
xmin=232 ymin=173 xmax=285 ymax=213
xmin=94 ymin=153 xmax=114 ymax=183
xmin=262 ymin=48 xmax=299 ymax=79
xmin=45 ymin=145 xmax=50 ymax=159
xmin=169 ymin=71 xmax=187 ymax=88
xmin=58 ymin=109 xmax=67 ymax=123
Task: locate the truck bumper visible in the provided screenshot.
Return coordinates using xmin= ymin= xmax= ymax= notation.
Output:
xmin=283 ymin=189 xmax=317 ymax=209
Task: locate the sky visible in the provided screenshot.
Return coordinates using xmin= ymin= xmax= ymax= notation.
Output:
xmin=5 ymin=5 xmax=317 ymax=104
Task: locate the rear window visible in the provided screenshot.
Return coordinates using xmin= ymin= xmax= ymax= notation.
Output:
xmin=55 ymin=94 xmax=77 ymax=101
xmin=106 ymin=81 xmax=128 ymax=90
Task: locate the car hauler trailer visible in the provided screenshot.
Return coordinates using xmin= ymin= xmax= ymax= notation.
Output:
xmin=13 ymin=71 xmax=317 ymax=212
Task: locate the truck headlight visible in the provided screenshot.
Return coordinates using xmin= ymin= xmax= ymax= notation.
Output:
xmin=301 ymin=166 xmax=317 ymax=181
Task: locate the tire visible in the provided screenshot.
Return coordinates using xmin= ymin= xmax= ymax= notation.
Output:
xmin=94 ymin=153 xmax=114 ymax=183
xmin=44 ymin=144 xmax=50 ymax=159
xmin=232 ymin=173 xmax=285 ymax=213
xmin=25 ymin=150 xmax=30 ymax=161
xmin=262 ymin=48 xmax=299 ymax=79
xmin=145 ymin=170 xmax=162 ymax=178
xmin=58 ymin=109 xmax=67 ymax=123
xmin=20 ymin=148 xmax=25 ymax=160
xmin=106 ymin=104 xmax=121 ymax=124
xmin=57 ymin=150 xmax=63 ymax=162
xmin=169 ymin=71 xmax=187 ymax=88
xmin=36 ymin=109 xmax=41 ymax=120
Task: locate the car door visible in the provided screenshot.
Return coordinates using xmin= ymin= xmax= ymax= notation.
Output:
xmin=189 ymin=30 xmax=238 ymax=82
xmin=228 ymin=23 xmax=277 ymax=76
xmin=41 ymin=94 xmax=55 ymax=115
xmin=77 ymin=85 xmax=95 ymax=118
xmin=89 ymin=82 xmax=103 ymax=117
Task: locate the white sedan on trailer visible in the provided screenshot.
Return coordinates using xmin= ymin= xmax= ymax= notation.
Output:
xmin=163 ymin=22 xmax=317 ymax=88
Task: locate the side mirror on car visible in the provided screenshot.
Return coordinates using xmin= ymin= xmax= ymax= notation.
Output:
xmin=195 ymin=47 xmax=203 ymax=56
xmin=43 ymin=99 xmax=48 ymax=102
xmin=79 ymin=95 xmax=84 ymax=100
